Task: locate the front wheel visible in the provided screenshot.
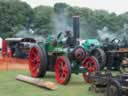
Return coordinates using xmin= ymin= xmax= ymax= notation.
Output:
xmin=54 ymin=56 xmax=71 ymax=85
xmin=105 ymin=80 xmax=122 ymax=96
xmin=82 ymin=56 xmax=99 ymax=83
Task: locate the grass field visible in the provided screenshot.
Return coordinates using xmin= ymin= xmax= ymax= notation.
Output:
xmin=0 ymin=70 xmax=96 ymax=96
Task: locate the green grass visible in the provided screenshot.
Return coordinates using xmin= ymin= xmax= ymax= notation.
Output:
xmin=0 ymin=70 xmax=96 ymax=96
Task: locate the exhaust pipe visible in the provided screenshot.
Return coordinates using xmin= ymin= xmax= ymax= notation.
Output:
xmin=73 ymin=16 xmax=80 ymax=41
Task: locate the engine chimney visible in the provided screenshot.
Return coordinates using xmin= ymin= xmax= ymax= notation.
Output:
xmin=73 ymin=16 xmax=80 ymax=40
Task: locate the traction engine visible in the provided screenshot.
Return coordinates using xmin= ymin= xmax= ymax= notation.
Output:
xmin=28 ymin=16 xmax=99 ymax=85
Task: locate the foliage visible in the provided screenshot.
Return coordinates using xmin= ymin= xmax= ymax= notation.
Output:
xmin=0 ymin=2 xmax=128 ymax=39
xmin=32 ymin=6 xmax=54 ymax=37
xmin=0 ymin=0 xmax=33 ymax=38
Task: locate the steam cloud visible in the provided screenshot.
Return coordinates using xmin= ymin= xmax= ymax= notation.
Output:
xmin=97 ymin=26 xmax=116 ymax=41
xmin=52 ymin=9 xmax=72 ymax=35
xmin=15 ymin=29 xmax=44 ymax=41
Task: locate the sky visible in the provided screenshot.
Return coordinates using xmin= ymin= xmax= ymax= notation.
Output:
xmin=21 ymin=0 xmax=128 ymax=14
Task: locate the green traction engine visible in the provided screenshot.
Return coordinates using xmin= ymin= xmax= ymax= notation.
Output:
xmin=28 ymin=16 xmax=99 ymax=85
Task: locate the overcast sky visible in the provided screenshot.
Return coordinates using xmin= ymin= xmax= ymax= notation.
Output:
xmin=21 ymin=0 xmax=128 ymax=14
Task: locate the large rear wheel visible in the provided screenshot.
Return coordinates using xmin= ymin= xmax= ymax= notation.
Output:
xmin=54 ymin=56 xmax=71 ymax=85
xmin=29 ymin=45 xmax=48 ymax=78
xmin=82 ymin=56 xmax=99 ymax=83
xmin=91 ymin=48 xmax=106 ymax=70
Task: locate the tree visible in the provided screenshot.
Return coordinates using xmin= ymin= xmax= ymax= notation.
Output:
xmin=0 ymin=0 xmax=33 ymax=38
xmin=32 ymin=6 xmax=54 ymax=37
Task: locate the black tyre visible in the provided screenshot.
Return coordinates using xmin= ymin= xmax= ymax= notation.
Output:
xmin=29 ymin=44 xmax=48 ymax=78
xmin=105 ymin=80 xmax=122 ymax=96
xmin=91 ymin=48 xmax=106 ymax=70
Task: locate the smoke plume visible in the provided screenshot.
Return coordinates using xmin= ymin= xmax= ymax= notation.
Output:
xmin=52 ymin=9 xmax=72 ymax=35
xmin=97 ymin=26 xmax=116 ymax=41
xmin=15 ymin=29 xmax=44 ymax=41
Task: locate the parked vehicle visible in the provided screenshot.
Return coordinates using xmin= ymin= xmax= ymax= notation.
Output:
xmin=2 ymin=37 xmax=36 ymax=58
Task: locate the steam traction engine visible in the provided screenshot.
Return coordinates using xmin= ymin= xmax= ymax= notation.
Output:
xmin=28 ymin=16 xmax=99 ymax=85
xmin=103 ymin=38 xmax=128 ymax=71
xmin=86 ymin=38 xmax=128 ymax=71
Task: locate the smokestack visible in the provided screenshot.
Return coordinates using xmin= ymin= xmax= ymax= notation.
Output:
xmin=73 ymin=16 xmax=80 ymax=40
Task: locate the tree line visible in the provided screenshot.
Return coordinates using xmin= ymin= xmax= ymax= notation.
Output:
xmin=0 ymin=0 xmax=128 ymax=40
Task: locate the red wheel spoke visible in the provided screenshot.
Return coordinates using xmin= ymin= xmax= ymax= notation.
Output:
xmin=36 ymin=56 xmax=41 ymax=63
xmin=60 ymin=62 xmax=64 ymax=68
xmin=31 ymin=62 xmax=40 ymax=72
xmin=31 ymin=50 xmax=37 ymax=57
xmin=63 ymin=68 xmax=68 ymax=73
xmin=31 ymin=58 xmax=36 ymax=63
xmin=62 ymin=66 xmax=68 ymax=73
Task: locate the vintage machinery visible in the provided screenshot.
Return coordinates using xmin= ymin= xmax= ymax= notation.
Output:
xmin=89 ymin=71 xmax=128 ymax=96
xmin=2 ymin=38 xmax=36 ymax=58
xmin=81 ymin=39 xmax=106 ymax=69
xmin=104 ymin=38 xmax=128 ymax=70
xmin=28 ymin=16 xmax=99 ymax=85
xmin=81 ymin=39 xmax=101 ymax=51
xmin=87 ymin=38 xmax=128 ymax=70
